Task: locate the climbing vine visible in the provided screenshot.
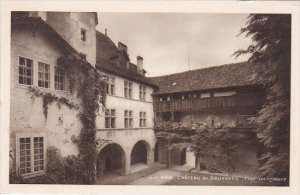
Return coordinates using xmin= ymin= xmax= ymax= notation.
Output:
xmin=28 ymin=86 xmax=80 ymax=119
xmin=28 ymin=55 xmax=107 ymax=184
xmin=76 ymin=68 xmax=107 ymax=184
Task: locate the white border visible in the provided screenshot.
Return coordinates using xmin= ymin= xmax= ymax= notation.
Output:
xmin=1 ymin=1 xmax=300 ymax=195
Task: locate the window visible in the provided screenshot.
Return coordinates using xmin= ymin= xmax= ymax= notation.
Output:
xmin=124 ymin=81 xmax=132 ymax=98
xmin=33 ymin=137 xmax=44 ymax=172
xmin=200 ymin=93 xmax=211 ymax=98
xmin=106 ymin=76 xmax=115 ymax=95
xmin=105 ymin=109 xmax=116 ymax=128
xmin=214 ymin=91 xmax=236 ymax=97
xmin=19 ymin=136 xmax=44 ymax=175
xmin=81 ymin=28 xmax=86 ymax=42
xmin=19 ymin=138 xmax=31 ymax=174
xmin=54 ymin=66 xmax=65 ymax=91
xmin=18 ymin=57 xmax=33 ymax=85
xmin=140 ymin=112 xmax=146 ymax=127
xmin=124 ymin=110 xmax=133 ymax=128
xmin=38 ymin=62 xmax=50 ymax=88
xmin=139 ymin=85 xmax=146 ymax=101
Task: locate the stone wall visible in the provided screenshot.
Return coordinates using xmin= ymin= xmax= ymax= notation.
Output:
xmin=10 ymin=26 xmax=82 ymax=160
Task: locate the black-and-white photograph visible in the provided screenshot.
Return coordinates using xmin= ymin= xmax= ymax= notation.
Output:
xmin=7 ymin=10 xmax=291 ymax=186
xmin=2 ymin=1 xmax=299 ymax=193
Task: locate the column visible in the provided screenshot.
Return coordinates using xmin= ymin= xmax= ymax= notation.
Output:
xmin=147 ymin=148 xmax=155 ymax=166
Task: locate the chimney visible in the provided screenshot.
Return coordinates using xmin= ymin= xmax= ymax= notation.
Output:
xmin=137 ymin=56 xmax=144 ymax=75
xmin=29 ymin=11 xmax=47 ymax=21
xmin=118 ymin=42 xmax=127 ymax=53
xmin=105 ymin=28 xmax=107 ymax=36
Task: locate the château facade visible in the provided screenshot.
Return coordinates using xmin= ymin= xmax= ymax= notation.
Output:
xmin=10 ymin=11 xmax=157 ymax=178
xmin=10 ymin=11 xmax=266 ymax=180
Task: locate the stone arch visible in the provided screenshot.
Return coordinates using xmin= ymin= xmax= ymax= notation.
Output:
xmin=130 ymin=140 xmax=151 ymax=165
xmin=96 ymin=143 xmax=126 ymax=176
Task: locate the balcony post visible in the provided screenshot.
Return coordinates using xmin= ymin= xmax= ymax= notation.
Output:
xmin=167 ymin=139 xmax=172 ymax=168
xmin=170 ymin=111 xmax=175 ymax=122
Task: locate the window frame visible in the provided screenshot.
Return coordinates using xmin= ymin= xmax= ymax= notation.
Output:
xmin=124 ymin=80 xmax=133 ymax=99
xmin=105 ymin=76 xmax=115 ymax=96
xmin=18 ymin=56 xmax=34 ymax=86
xmin=139 ymin=112 xmax=147 ymax=127
xmin=139 ymin=85 xmax=146 ymax=101
xmin=80 ymin=28 xmax=87 ymax=42
xmin=38 ymin=61 xmax=51 ymax=89
xmin=124 ymin=110 xmax=133 ymax=128
xmin=105 ymin=109 xmax=116 ymax=129
xmin=54 ymin=66 xmax=66 ymax=91
xmin=15 ymin=133 xmax=46 ymax=176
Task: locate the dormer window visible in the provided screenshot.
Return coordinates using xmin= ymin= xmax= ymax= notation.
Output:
xmin=81 ymin=28 xmax=86 ymax=42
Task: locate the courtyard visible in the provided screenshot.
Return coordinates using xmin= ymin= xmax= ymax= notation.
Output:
xmin=96 ymin=163 xmax=287 ymax=186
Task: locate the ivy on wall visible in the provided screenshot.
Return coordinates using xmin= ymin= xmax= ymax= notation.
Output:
xmin=28 ymin=86 xmax=80 ymax=119
xmin=28 ymin=56 xmax=107 ymax=184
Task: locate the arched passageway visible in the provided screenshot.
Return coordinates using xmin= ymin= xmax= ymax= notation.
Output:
xmin=97 ymin=143 xmax=125 ymax=176
xmin=131 ymin=140 xmax=149 ymax=165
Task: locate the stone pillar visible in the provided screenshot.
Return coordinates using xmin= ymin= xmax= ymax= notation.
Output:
xmin=123 ymin=150 xmax=131 ymax=175
xmin=147 ymin=148 xmax=155 ymax=165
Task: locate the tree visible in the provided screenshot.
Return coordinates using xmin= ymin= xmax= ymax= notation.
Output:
xmin=234 ymin=14 xmax=291 ymax=180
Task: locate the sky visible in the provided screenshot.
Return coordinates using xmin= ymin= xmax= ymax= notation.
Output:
xmin=96 ymin=13 xmax=252 ymax=77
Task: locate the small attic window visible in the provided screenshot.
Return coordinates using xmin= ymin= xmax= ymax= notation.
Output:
xmin=81 ymin=28 xmax=86 ymax=42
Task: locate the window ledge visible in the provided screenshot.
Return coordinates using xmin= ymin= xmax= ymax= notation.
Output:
xmin=16 ymin=84 xmax=69 ymax=95
xmin=21 ymin=171 xmax=45 ymax=179
xmin=106 ymin=94 xmax=152 ymax=103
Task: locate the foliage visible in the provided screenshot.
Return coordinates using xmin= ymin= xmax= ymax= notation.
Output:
xmin=45 ymin=146 xmax=66 ymax=184
xmin=191 ymin=126 xmax=252 ymax=158
xmin=64 ymin=155 xmax=88 ymax=184
xmin=9 ymin=169 xmax=25 ymax=184
xmin=234 ymin=14 xmax=291 ymax=179
xmin=154 ymin=120 xmax=250 ymax=131
xmin=28 ymin=86 xmax=80 ymax=119
xmin=74 ymin=68 xmax=107 ymax=184
xmin=28 ymin=55 xmax=107 ymax=184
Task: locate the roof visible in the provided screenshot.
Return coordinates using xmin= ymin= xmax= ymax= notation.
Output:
xmin=96 ymin=31 xmax=157 ymax=87
xmin=96 ymin=31 xmax=119 ymax=60
xmin=149 ymin=62 xmax=264 ymax=95
xmin=11 ymin=16 xmax=94 ymax=70
xmin=96 ymin=57 xmax=157 ymax=88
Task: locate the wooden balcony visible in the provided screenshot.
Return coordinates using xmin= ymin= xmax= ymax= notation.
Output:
xmin=154 ymin=93 xmax=264 ymax=112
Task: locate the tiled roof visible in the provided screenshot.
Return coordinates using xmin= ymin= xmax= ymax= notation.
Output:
xmin=96 ymin=31 xmax=119 ymax=60
xmin=96 ymin=57 xmax=157 ymax=87
xmin=11 ymin=16 xmax=94 ymax=70
xmin=96 ymin=31 xmax=157 ymax=87
xmin=149 ymin=62 xmax=264 ymax=95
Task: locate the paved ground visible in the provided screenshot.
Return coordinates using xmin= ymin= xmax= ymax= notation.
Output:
xmin=129 ymin=169 xmax=286 ymax=186
xmin=129 ymin=169 xmax=182 ymax=185
xmin=96 ymin=163 xmax=287 ymax=186
xmin=96 ymin=163 xmax=166 ymax=185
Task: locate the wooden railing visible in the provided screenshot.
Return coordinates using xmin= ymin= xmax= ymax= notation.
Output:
xmin=154 ymin=93 xmax=264 ymax=112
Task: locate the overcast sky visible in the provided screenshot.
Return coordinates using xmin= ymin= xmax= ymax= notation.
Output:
xmin=96 ymin=13 xmax=252 ymax=77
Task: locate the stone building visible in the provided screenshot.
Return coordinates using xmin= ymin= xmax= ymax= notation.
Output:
xmin=94 ymin=31 xmax=157 ymax=176
xmin=150 ymin=62 xmax=265 ymax=177
xmin=10 ymin=11 xmax=157 ymax=178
